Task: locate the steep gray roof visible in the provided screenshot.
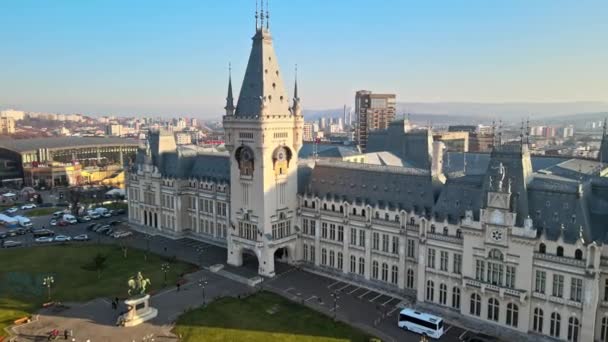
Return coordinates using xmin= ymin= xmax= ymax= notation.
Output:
xmin=234 ymin=28 xmax=290 ymax=117
xmin=366 ymin=125 xmax=431 ymax=169
xmin=159 ymin=152 xmax=230 ymax=182
xmin=433 ymin=174 xmax=485 ymax=223
xmin=303 ymin=160 xmax=434 ymax=214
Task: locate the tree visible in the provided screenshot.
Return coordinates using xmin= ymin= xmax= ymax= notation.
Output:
xmin=67 ymin=187 xmax=83 ymax=215
xmin=92 ymin=253 xmax=107 ymax=279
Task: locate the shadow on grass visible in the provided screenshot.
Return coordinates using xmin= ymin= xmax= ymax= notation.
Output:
xmin=174 ymin=291 xmax=373 ymax=342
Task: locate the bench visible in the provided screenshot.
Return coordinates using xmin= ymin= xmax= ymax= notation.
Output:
xmin=42 ymin=301 xmax=55 ymax=308
xmin=13 ymin=316 xmax=30 ymax=325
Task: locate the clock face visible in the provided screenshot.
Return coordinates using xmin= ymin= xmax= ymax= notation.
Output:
xmin=241 ymin=149 xmax=252 ymax=162
xmin=491 ymin=230 xmax=503 ymax=242
xmin=277 ymin=150 xmax=286 ymax=161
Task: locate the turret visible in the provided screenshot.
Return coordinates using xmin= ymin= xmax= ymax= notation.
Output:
xmin=224 ymin=64 xmax=235 ymax=116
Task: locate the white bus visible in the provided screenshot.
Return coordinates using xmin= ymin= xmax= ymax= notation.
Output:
xmin=398 ymin=308 xmax=444 ymax=339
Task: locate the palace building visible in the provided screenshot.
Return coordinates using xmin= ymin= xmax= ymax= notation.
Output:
xmin=127 ymin=10 xmax=608 ymax=342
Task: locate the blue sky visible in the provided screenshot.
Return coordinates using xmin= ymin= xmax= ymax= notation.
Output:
xmin=0 ymin=0 xmax=606 ymax=118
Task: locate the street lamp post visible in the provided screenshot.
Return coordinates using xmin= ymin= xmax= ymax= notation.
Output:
xmin=196 ymin=247 xmax=204 ymax=269
xmin=198 ymin=278 xmax=208 ymax=306
xmin=161 ymin=263 xmax=170 ymax=286
xmin=331 ymin=290 xmax=340 ymax=321
xmin=144 ymin=235 xmax=151 ymax=261
xmin=42 ymin=276 xmax=54 ymax=301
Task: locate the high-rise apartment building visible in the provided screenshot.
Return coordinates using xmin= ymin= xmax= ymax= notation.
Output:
xmin=0 ymin=116 xmax=15 ymax=135
xmin=355 ymin=90 xmax=396 ymax=151
xmin=105 ymin=124 xmax=123 ymax=137
xmin=303 ymin=122 xmax=313 ymax=141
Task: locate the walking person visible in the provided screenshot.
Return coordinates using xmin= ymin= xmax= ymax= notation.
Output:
xmin=176 ymin=282 xmax=181 ymax=292
xmin=64 ymin=329 xmax=68 ymax=340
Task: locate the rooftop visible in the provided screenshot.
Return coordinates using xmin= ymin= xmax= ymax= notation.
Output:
xmin=0 ymin=137 xmax=139 ymax=153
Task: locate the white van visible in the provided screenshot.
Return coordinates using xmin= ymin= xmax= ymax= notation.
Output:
xmin=398 ymin=308 xmax=444 ymax=339
xmin=63 ymin=214 xmax=77 ymax=224
xmin=15 ymin=216 xmax=32 ymax=228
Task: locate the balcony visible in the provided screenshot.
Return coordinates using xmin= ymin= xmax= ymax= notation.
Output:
xmin=464 ymin=277 xmax=527 ymax=302
xmin=406 ymin=223 xmax=419 ymax=233
xmin=534 ymin=253 xmax=585 ymax=268
xmin=230 ymin=235 xmax=262 ymax=249
xmin=427 ymin=233 xmax=463 ymax=245
xmin=320 ymin=209 xmax=344 ymax=218
xmin=268 ymin=233 xmax=298 ymax=247
xmin=371 ymin=218 xmax=401 ymax=228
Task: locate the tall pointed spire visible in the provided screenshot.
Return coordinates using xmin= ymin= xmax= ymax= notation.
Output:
xmin=260 ymin=0 xmax=265 ymax=30
xmin=255 ymin=0 xmax=259 ymax=30
xmin=225 ymin=63 xmax=235 ymax=116
xmin=266 ymin=0 xmax=270 ymax=29
xmin=291 ymin=64 xmax=301 ymax=116
xmin=600 ymin=117 xmax=608 ymax=167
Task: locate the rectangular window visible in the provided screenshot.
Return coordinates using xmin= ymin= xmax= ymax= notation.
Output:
xmin=552 ymin=274 xmax=564 ymax=298
xmin=439 ymin=251 xmax=448 ymax=271
xmin=350 ymin=228 xmax=357 ymax=245
xmin=337 ymin=226 xmax=344 ymax=242
xmin=359 ymin=230 xmax=365 ymax=248
xmin=321 ymin=222 xmax=328 ymax=239
xmin=407 ymin=239 xmax=415 ymax=258
xmin=329 ymin=224 xmax=336 ymax=240
xmin=372 ymin=232 xmax=379 ymax=250
xmin=570 ymin=278 xmax=583 ymax=302
xmin=310 ymin=246 xmax=316 ymax=263
xmin=453 ymin=254 xmax=462 ymax=274
xmin=505 ymin=266 xmax=516 ymax=288
xmin=391 ymin=236 xmax=399 ymax=254
xmin=475 ymin=260 xmax=485 ymax=281
xmin=535 ymin=271 xmax=546 ymax=294
xmin=302 ymin=219 xmax=309 ymax=235
xmin=382 ymin=234 xmax=389 ymax=252
xmin=605 ymin=278 xmax=608 ymax=302
xmin=427 ymin=249 xmax=436 ymax=269
xmin=310 ymin=220 xmax=316 ymax=236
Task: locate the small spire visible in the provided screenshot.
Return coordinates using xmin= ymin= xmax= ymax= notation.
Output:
xmin=255 ymin=0 xmax=259 ymax=30
xmin=260 ymin=0 xmax=265 ymax=29
xmin=266 ymin=0 xmax=270 ymax=29
xmin=291 ymin=64 xmax=301 ymax=116
xmin=225 ymin=62 xmax=235 ymax=116
xmin=294 ymin=64 xmax=299 ymax=99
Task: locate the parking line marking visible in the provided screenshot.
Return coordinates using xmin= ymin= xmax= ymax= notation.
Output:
xmin=382 ymin=297 xmax=395 ymax=305
xmin=444 ymin=324 xmax=453 ymax=334
xmin=348 ymin=286 xmax=359 ymax=294
xmin=337 ymin=283 xmax=350 ymax=291
xmin=283 ymin=287 xmax=295 ymax=293
xmin=370 ymin=293 xmax=383 ymax=302
xmin=305 ymin=295 xmax=317 ymax=302
xmin=327 ymin=280 xmax=341 ymax=289
xmin=459 ymin=330 xmax=469 ymax=340
xmin=358 ymin=290 xmax=371 ymax=299
xmin=329 ymin=305 xmax=340 ymax=312
xmin=387 ymin=306 xmax=400 ymax=316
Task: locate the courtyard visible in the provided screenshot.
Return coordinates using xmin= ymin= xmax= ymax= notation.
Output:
xmin=174 ymin=291 xmax=373 ymax=342
xmin=0 ymin=244 xmax=194 ymax=337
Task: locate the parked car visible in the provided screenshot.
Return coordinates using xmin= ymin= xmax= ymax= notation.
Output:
xmin=54 ymin=235 xmax=72 ymax=242
xmin=101 ymin=212 xmax=112 ymax=218
xmin=6 ymin=207 xmax=18 ymax=214
xmin=104 ymin=228 xmax=115 ymax=236
xmin=77 ymin=216 xmax=91 ymax=223
xmin=113 ymin=231 xmax=133 ymax=239
xmin=87 ymin=223 xmax=99 ymax=231
xmin=20 ymin=203 xmax=37 ymax=210
xmin=73 ymin=234 xmax=90 ymax=241
xmin=57 ymin=220 xmax=69 ymax=227
xmin=50 ymin=219 xmax=58 ymax=226
xmin=52 ymin=211 xmax=65 ymax=218
xmin=96 ymin=225 xmax=111 ymax=233
xmin=0 ymin=232 xmax=7 ymax=239
xmin=2 ymin=240 xmax=23 ymax=248
xmin=465 ymin=333 xmax=501 ymax=342
xmin=90 ymin=213 xmax=101 ymax=220
xmin=109 ymin=220 xmax=122 ymax=226
xmin=115 ymin=209 xmax=126 ymax=215
xmin=35 ymin=236 xmax=54 ymax=243
xmin=33 ymin=229 xmax=55 ymax=237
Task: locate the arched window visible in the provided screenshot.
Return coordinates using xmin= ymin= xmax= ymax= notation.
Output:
xmin=361 ymin=209 xmax=366 ymax=217
xmin=385 ymin=213 xmax=390 ymax=221
xmin=487 ymin=298 xmax=499 ymax=321
xmin=375 ymin=211 xmax=380 ymax=219
xmin=395 ymin=214 xmax=400 ymax=222
xmin=329 ymin=250 xmax=335 ymax=267
xmin=339 ymin=206 xmax=344 ymax=213
xmin=557 ymin=246 xmax=564 ymax=257
xmin=539 ymin=243 xmax=546 ymax=254
xmin=439 ymin=283 xmax=447 ymax=305
xmin=506 ymin=303 xmax=519 ymax=327
xmin=323 ymin=203 xmax=327 ymax=210
xmin=426 ymin=280 xmax=434 ymax=302
xmin=533 ymin=308 xmax=544 ymax=333
xmin=550 ymin=312 xmax=561 ymax=338
xmin=406 ymin=269 xmax=414 ymax=288
xmin=337 ymin=252 xmax=343 ymax=270
xmin=409 ymin=217 xmax=415 ymax=225
xmin=304 ymin=200 xmax=308 ymax=207
xmin=430 ymin=224 xmax=436 ymax=234
xmin=391 ymin=265 xmax=398 ymax=285
xmin=303 ymin=244 xmax=309 ymax=261
xmin=352 ymin=208 xmax=357 ymax=215
xmin=456 ymin=229 xmax=462 ymax=238
xmin=350 ymin=255 xmax=356 ymax=273
xmin=601 ymin=316 xmax=608 ymax=342
xmin=443 ymin=227 xmax=449 ymax=236
xmin=321 ymin=248 xmax=327 ymax=265
xmin=381 ymin=263 xmax=388 ymax=282
xmin=470 ymin=293 xmax=481 ymax=316
xmin=568 ymin=316 xmax=580 ymax=342
xmin=574 ymin=249 xmax=583 ymax=260
xmin=452 ymin=287 xmax=461 ymax=309
xmin=372 ymin=261 xmax=379 ymax=279
xmin=358 ymin=257 xmax=365 ymax=275
xmin=331 ymin=204 xmax=335 ymax=212
xmin=312 ymin=201 xmax=316 ymax=209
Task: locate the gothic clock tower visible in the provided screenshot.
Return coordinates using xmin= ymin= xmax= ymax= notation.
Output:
xmin=223 ymin=8 xmax=303 ymax=277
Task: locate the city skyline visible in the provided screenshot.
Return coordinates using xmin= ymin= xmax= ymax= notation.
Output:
xmin=1 ymin=0 xmax=607 ymax=118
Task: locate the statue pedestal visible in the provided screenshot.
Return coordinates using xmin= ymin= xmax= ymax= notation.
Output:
xmin=118 ymin=294 xmax=158 ymax=327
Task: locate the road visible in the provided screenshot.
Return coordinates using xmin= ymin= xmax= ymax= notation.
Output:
xmin=1 ymin=209 xmax=476 ymax=341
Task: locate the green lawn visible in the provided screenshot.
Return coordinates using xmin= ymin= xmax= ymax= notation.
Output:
xmin=0 ymin=245 xmax=194 ymax=337
xmin=25 ymin=207 xmax=59 ymax=217
xmin=174 ymin=291 xmax=374 ymax=342
xmin=105 ymin=202 xmax=128 ymax=210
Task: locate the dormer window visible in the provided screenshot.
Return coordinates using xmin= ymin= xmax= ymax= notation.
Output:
xmin=430 ymin=225 xmax=436 ymax=234
xmin=557 ymin=246 xmax=564 ymax=257
xmin=574 ymin=249 xmax=583 ymax=260
xmin=443 ymin=227 xmax=448 ymax=236
xmin=538 ymin=243 xmax=546 ymax=254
